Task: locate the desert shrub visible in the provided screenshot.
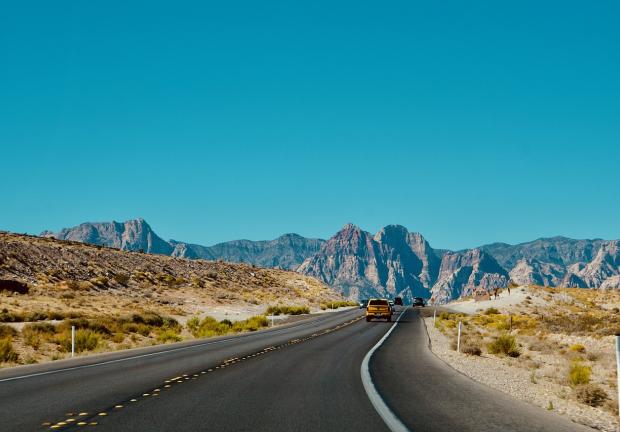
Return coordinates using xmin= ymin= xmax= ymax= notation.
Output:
xmin=157 ymin=329 xmax=182 ymax=343
xmin=487 ymin=334 xmax=520 ymax=357
xmin=574 ymin=384 xmax=608 ymax=407
xmin=569 ymin=344 xmax=586 ymax=353
xmin=189 ymin=316 xmax=232 ymax=338
xmin=319 ymin=301 xmax=357 ymax=310
xmin=131 ymin=312 xmax=164 ymax=327
xmin=0 ymin=324 xmax=17 ymax=338
xmin=265 ymin=305 xmax=310 ymax=316
xmin=462 ymin=340 xmax=482 ymax=356
xmin=568 ymin=362 xmax=591 ymax=386
xmin=484 ymin=307 xmax=500 ymax=315
xmin=57 ymin=329 xmax=101 ymax=353
xmin=122 ymin=322 xmax=151 ymax=336
xmin=111 ymin=333 xmax=125 ymax=343
xmin=232 ymin=315 xmax=269 ymax=332
xmin=58 ymin=318 xmax=113 ymax=335
xmin=206 ymin=271 xmax=218 ymax=280
xmin=22 ymin=322 xmax=56 ymax=349
xmin=186 ymin=317 xmax=200 ymax=334
xmin=0 ymin=337 xmax=18 ymax=362
xmin=220 ymin=319 xmax=233 ymax=327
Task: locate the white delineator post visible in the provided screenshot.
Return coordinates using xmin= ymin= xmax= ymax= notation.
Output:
xmin=457 ymin=321 xmax=462 ymax=353
xmin=433 ymin=309 xmax=436 ymax=325
xmin=615 ymin=335 xmax=619 ymax=417
xmin=71 ymin=325 xmax=75 ymax=358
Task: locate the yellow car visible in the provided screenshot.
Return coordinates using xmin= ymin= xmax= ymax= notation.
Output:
xmin=365 ymin=298 xmax=392 ymax=322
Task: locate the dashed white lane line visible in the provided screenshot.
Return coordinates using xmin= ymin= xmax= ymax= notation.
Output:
xmin=360 ymin=309 xmax=409 ymax=432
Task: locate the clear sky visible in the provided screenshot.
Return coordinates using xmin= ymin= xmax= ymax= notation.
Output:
xmin=1 ymin=1 xmax=619 ymax=250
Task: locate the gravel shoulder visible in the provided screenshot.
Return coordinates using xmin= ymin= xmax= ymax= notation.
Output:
xmin=424 ymin=317 xmax=619 ymax=432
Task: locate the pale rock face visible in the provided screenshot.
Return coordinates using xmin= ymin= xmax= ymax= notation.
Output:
xmin=600 ymin=275 xmax=620 ymax=289
xmin=48 ymin=219 xmax=174 ymax=255
xmin=509 ymin=259 xmax=565 ymax=286
xmin=574 ymin=240 xmax=620 ymax=287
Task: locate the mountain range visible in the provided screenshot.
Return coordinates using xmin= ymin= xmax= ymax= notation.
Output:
xmin=41 ymin=219 xmax=620 ymax=303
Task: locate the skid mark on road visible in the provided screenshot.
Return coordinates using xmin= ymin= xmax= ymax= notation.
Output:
xmin=41 ymin=316 xmax=364 ymax=431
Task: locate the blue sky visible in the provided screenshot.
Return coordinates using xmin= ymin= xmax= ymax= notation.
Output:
xmin=1 ymin=1 xmax=619 ymax=250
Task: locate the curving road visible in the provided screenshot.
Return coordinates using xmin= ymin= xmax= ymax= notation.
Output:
xmin=0 ymin=307 xmax=593 ymax=431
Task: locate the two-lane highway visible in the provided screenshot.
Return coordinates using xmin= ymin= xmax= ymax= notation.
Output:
xmin=0 ymin=307 xmax=596 ymax=431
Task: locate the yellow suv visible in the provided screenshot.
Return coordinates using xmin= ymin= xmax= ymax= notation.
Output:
xmin=365 ymin=298 xmax=392 ymax=322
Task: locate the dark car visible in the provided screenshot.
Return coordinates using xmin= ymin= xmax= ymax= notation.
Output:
xmin=412 ymin=297 xmax=425 ymax=307
xmin=359 ymin=299 xmax=369 ymax=309
xmin=394 ymin=297 xmax=403 ymax=306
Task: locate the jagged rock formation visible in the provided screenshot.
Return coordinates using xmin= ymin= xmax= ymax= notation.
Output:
xmin=42 ymin=219 xmax=174 ymax=255
xmin=42 ymin=219 xmax=323 ymax=270
xmin=296 ymin=224 xmax=507 ymax=303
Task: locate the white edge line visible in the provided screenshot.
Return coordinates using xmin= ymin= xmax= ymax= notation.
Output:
xmin=0 ymin=309 xmax=358 ymax=383
xmin=361 ymin=309 xmax=410 ymax=432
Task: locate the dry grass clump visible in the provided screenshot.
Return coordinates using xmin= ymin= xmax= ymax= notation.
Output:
xmin=0 ymin=337 xmax=18 ymax=362
xmin=568 ymin=361 xmax=591 ymax=386
xmin=487 ymin=334 xmax=521 ymax=357
xmin=574 ymin=384 xmax=608 ymax=407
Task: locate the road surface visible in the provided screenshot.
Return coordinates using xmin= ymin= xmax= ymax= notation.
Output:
xmin=0 ymin=307 xmax=593 ymax=431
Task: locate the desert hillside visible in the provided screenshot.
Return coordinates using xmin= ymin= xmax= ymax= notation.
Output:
xmin=426 ymin=286 xmax=619 ymax=431
xmin=0 ymin=231 xmax=345 ymax=366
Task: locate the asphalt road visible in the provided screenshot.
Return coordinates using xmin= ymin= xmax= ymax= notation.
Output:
xmin=372 ymin=308 xmax=593 ymax=432
xmin=0 ymin=306 xmax=594 ymax=432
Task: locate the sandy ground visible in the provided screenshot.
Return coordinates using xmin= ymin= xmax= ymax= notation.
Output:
xmin=446 ymin=287 xmax=548 ymax=314
xmin=424 ymin=317 xmax=619 ymax=432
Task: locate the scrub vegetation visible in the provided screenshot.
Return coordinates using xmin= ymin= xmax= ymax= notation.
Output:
xmin=432 ymin=286 xmax=620 ymax=419
xmin=0 ymin=232 xmax=350 ymax=367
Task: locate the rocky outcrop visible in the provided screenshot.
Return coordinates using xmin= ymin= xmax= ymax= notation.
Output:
xmin=508 ymin=259 xmax=565 ymax=287
xmin=573 ymin=240 xmax=620 ymax=287
xmin=482 ymin=237 xmax=606 ymax=269
xmin=297 ymin=224 xmax=441 ymax=301
xmin=430 ymin=249 xmax=509 ymax=304
xmin=297 ymin=224 xmax=508 ymax=303
xmin=43 ymin=219 xmax=174 ymax=255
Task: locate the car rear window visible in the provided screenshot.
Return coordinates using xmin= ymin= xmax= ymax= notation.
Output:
xmin=368 ymin=299 xmax=389 ymax=306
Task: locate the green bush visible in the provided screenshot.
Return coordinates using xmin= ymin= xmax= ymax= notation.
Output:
xmin=232 ymin=315 xmax=269 ymax=332
xmin=487 ymin=334 xmax=520 ymax=357
xmin=0 ymin=337 xmax=18 ymax=362
xmin=157 ymin=329 xmax=182 ymax=343
xmin=568 ymin=362 xmax=591 ymax=386
xmin=188 ymin=315 xmax=269 ymax=338
xmin=484 ymin=307 xmax=500 ymax=315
